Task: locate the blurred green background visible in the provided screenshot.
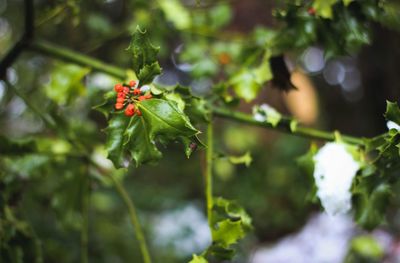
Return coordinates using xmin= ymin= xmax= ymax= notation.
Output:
xmin=1 ymin=0 xmax=400 ymax=262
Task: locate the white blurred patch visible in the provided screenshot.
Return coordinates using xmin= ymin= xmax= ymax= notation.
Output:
xmin=313 ymin=143 xmax=360 ymax=216
xmin=251 ymin=213 xmax=355 ymax=263
xmin=387 ymin=121 xmax=400 ymax=131
xmin=323 ymin=61 xmax=345 ymax=86
xmin=87 ymin=73 xmax=115 ymax=90
xmin=302 ymin=47 xmax=325 ymax=73
xmin=152 ymin=204 xmax=211 ymax=256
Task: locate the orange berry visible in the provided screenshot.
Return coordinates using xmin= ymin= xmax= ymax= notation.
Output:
xmin=144 ymin=94 xmax=152 ymax=99
xmin=138 ymin=95 xmax=146 ymax=101
xmin=114 ymin=83 xmax=123 ymax=92
xmin=129 ymin=80 xmax=137 ymax=87
xmin=117 ymin=97 xmax=125 ymax=103
xmin=136 ymin=109 xmax=142 ymax=116
xmin=218 ymin=52 xmax=231 ymax=65
xmin=117 ymin=92 xmax=125 ymax=98
xmin=115 ymin=103 xmax=124 ymax=110
xmin=133 ymin=88 xmax=141 ymax=95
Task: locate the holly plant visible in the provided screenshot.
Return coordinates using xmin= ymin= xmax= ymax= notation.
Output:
xmin=1 ymin=0 xmax=400 ymax=263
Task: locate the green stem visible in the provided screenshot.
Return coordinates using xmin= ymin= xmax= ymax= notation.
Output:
xmin=81 ymin=168 xmax=90 ymax=263
xmin=25 ymin=39 xmax=368 ymax=145
xmin=213 ymin=107 xmax=365 ymax=145
xmin=205 ymin=118 xmax=214 ymax=227
xmin=109 ymin=174 xmax=152 ymax=263
xmin=29 ymin=39 xmax=127 ymax=79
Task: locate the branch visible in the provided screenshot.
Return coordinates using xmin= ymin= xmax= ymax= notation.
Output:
xmin=25 ymin=39 xmax=367 ymax=145
xmin=0 ymin=0 xmax=34 ymax=79
xmin=30 ymin=39 xmax=127 ymax=79
xmin=108 ymin=174 xmax=152 ymax=263
xmin=213 ymin=107 xmax=365 ymax=145
xmin=205 ymin=118 xmax=214 ymax=227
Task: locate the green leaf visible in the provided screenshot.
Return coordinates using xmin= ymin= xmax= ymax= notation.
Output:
xmin=313 ymin=0 xmax=338 ymax=19
xmin=45 ymin=63 xmax=90 ymax=105
xmin=0 ymin=135 xmax=37 ymax=155
xmin=188 ymin=254 xmax=208 ymax=263
xmin=93 ymin=91 xmax=116 ymax=119
xmin=350 ymin=235 xmax=384 ymax=259
xmin=105 ymin=113 xmax=132 ymax=168
xmin=212 ymin=219 xmax=245 ymax=248
xmin=353 ymin=183 xmax=391 ymax=230
xmin=138 ymin=99 xmax=198 ymax=139
xmin=105 ymin=99 xmax=199 ymax=167
xmin=342 ymin=0 xmax=353 ymax=6
xmin=158 ymin=0 xmax=191 ymax=30
xmin=228 ymin=152 xmax=252 ymax=167
xmin=125 ymin=117 xmax=162 ymax=166
xmin=138 ymin=62 xmax=162 ymax=85
xmin=206 ymin=197 xmax=252 ymax=259
xmin=230 ymin=54 xmax=272 ymax=102
xmin=384 ymin=100 xmax=400 ymax=125
xmin=128 ymin=27 xmax=161 ymax=80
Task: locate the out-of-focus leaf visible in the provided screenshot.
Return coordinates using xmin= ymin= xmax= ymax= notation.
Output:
xmin=209 ymin=4 xmax=232 ymax=29
xmin=350 ymin=235 xmax=384 ymax=259
xmin=45 ymin=63 xmax=90 ymax=105
xmin=230 ymin=52 xmax=272 ymax=102
xmin=188 ymin=254 xmax=208 ymax=263
xmin=206 ymin=197 xmax=252 ymax=259
xmin=384 ymin=101 xmax=400 ymax=125
xmin=158 ymin=0 xmax=191 ymax=30
xmin=353 ymin=183 xmax=391 ymax=230
xmin=228 ymin=152 xmax=252 ymax=167
xmin=313 ymin=0 xmax=338 ymax=19
xmin=0 ymin=135 xmax=37 ymax=155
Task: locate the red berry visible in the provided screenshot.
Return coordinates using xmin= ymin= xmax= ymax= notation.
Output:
xmin=117 ymin=92 xmax=125 ymax=98
xmin=125 ymin=104 xmax=136 ymax=117
xmin=117 ymin=97 xmax=125 ymax=103
xmin=115 ymin=103 xmax=124 ymax=110
xmin=138 ymin=96 xmax=146 ymax=101
xmin=126 ymin=104 xmax=135 ymax=112
xmin=114 ymin=83 xmax=123 ymax=92
xmin=136 ymin=109 xmax=142 ymax=116
xmin=129 ymin=80 xmax=137 ymax=87
xmin=308 ymin=7 xmax=316 ymax=15
xmin=123 ymin=87 xmax=130 ymax=94
xmin=133 ymin=88 xmax=141 ymax=95
xmin=144 ymin=94 xmax=152 ymax=99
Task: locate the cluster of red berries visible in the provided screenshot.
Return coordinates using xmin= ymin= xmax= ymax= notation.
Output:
xmin=114 ymin=80 xmax=153 ymax=117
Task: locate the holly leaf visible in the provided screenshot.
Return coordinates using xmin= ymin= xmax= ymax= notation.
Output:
xmin=105 ymin=113 xmax=132 ymax=168
xmin=384 ymin=100 xmax=400 ymax=125
xmin=128 ymin=27 xmax=161 ymax=82
xmin=206 ymin=197 xmax=252 ymax=260
xmin=105 ymin=99 xmax=199 ymax=168
xmin=230 ymin=53 xmax=272 ymax=102
xmin=138 ymin=62 xmax=162 ymax=85
xmin=125 ymin=117 xmax=162 ymax=166
xmin=353 ymin=183 xmax=391 ymax=230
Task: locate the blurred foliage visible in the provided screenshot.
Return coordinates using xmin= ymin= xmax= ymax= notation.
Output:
xmin=0 ymin=0 xmax=400 ymax=262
